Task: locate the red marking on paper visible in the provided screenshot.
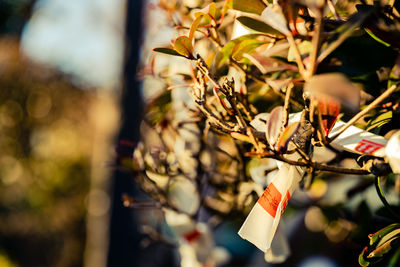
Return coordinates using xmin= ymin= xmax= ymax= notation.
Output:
xmin=281 ymin=191 xmax=291 ymax=216
xmin=355 ymin=139 xmax=385 ymax=155
xmin=183 ymin=229 xmax=201 ymax=243
xmin=258 ymin=183 xmax=282 ymax=218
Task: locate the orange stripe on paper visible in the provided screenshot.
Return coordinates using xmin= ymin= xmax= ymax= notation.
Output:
xmin=258 ymin=183 xmax=282 ymax=218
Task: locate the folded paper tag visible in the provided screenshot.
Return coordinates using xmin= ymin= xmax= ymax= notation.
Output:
xmin=240 ymin=112 xmax=389 ymax=256
xmin=329 ymin=120 xmax=386 ymax=157
xmin=238 ymin=163 xmax=303 ymax=252
xmin=265 ymin=223 xmax=291 ymax=263
xmin=288 ymin=112 xmax=387 ymax=157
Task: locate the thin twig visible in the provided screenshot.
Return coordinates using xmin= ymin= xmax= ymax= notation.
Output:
xmin=282 ymin=83 xmax=293 ymax=128
xmin=328 ymin=83 xmax=399 ymax=142
xmin=246 ymin=151 xmax=370 ymax=175
xmin=231 ymin=58 xmax=304 ymax=109
xmin=287 ymin=33 xmax=307 ymax=79
xmin=307 ymin=9 xmax=323 ymax=79
xmin=316 ymin=104 xmax=328 ymax=145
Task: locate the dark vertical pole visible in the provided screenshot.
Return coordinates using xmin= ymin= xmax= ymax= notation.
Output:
xmin=107 ymin=0 xmax=143 ymax=266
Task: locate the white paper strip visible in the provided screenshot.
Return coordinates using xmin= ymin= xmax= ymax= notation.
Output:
xmin=240 ymin=112 xmax=390 ymax=256
xmin=287 ymin=112 xmax=388 ymax=157
xmin=238 ymin=163 xmax=303 ymax=252
xmin=385 ymin=131 xmax=400 ymax=173
xmin=265 ymin=223 xmax=291 ymax=263
xmin=329 ymin=120 xmax=387 ymax=157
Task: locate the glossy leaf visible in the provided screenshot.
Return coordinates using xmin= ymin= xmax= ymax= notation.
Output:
xmin=236 ymin=16 xmax=284 ymax=37
xmin=208 ymin=2 xmax=217 ymax=19
xmin=365 ymin=28 xmax=391 ymax=47
xmin=232 ymin=39 xmax=269 ymax=61
xmin=369 ymin=224 xmax=400 ymax=245
xmin=359 ymin=248 xmax=370 ymax=267
xmin=153 ymin=47 xmax=185 ymax=57
xmin=266 ymin=106 xmax=283 ymax=149
xmin=227 ymin=0 xmax=267 ymax=15
xmin=189 ymin=15 xmax=203 ymax=41
xmin=195 ymin=2 xmax=220 ymax=21
xmin=260 ymin=5 xmax=290 ymax=36
xmin=358 ymin=4 xmax=400 ymax=49
xmin=366 ymin=111 xmax=392 ymax=132
xmin=194 ymin=11 xmax=214 ymax=27
xmin=276 ymin=122 xmax=301 ymax=153
xmin=213 ymin=34 xmax=261 ymax=70
xmin=359 ymin=223 xmax=400 ymax=266
xmin=174 ymin=36 xmax=194 ymax=58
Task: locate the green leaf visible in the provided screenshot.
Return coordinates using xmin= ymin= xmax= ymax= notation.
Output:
xmin=362 ymin=12 xmax=400 ymax=49
xmin=236 ymin=16 xmax=284 ymax=37
xmin=227 ymin=0 xmax=267 ymax=15
xmin=369 ymin=236 xmax=399 ymax=258
xmin=189 ymin=15 xmax=203 ymax=41
xmin=366 ymin=111 xmax=392 ymax=132
xmin=376 ymin=228 xmax=400 ymax=248
xmin=369 ymin=224 xmax=400 ymax=245
xmin=365 ymin=28 xmax=391 ymax=47
xmin=195 ymin=2 xmax=220 ymax=21
xmin=232 ymin=39 xmax=268 ymax=61
xmin=213 ymin=34 xmax=261 ymax=70
xmin=208 ymin=2 xmax=217 ymax=19
xmin=358 ymin=224 xmax=400 ymax=266
xmin=153 ymin=47 xmax=185 ymax=57
xmin=173 ymin=36 xmax=194 ymax=58
xmin=359 ymin=248 xmax=370 ymax=266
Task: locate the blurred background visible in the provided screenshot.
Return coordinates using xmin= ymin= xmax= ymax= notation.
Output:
xmin=1 ymin=1 xmax=398 ymax=267
xmin=0 ymin=0 xmax=137 ymax=266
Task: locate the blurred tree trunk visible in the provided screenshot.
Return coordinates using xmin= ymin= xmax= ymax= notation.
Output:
xmin=106 ymin=0 xmax=143 ymax=266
